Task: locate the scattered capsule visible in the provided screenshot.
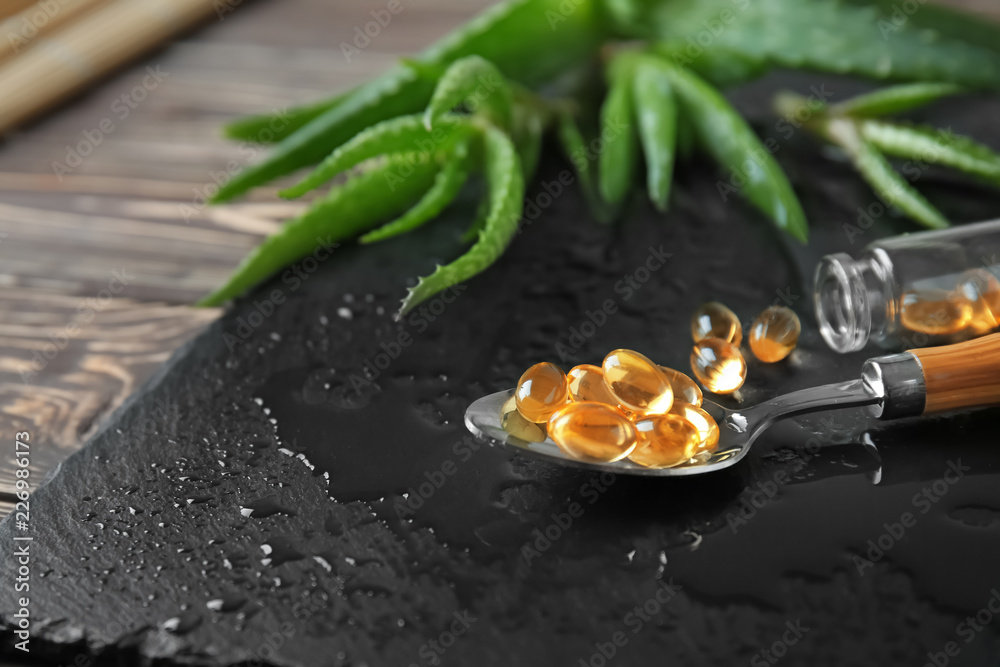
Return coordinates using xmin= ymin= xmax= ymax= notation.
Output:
xmin=567 ymin=364 xmax=619 ymax=407
xmin=630 ymin=414 xmax=702 ymax=468
xmin=602 ymin=349 xmax=674 ymax=415
xmin=749 ymin=306 xmax=801 ymax=363
xmin=900 ymin=289 xmax=972 ymax=335
xmin=690 ymin=338 xmax=747 ymax=394
xmin=547 ymin=402 xmax=637 ymax=463
xmin=691 ymin=302 xmax=742 ymax=347
xmin=516 ymin=362 xmax=569 ymax=423
xmin=501 ymin=395 xmax=546 ymax=443
xmin=659 ymin=366 xmax=703 ymax=407
xmin=954 ymin=269 xmax=1000 ymax=334
xmin=669 ymin=403 xmax=719 ymax=455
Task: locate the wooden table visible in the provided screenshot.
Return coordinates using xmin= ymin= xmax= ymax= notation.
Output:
xmin=0 ymin=0 xmax=996 ymax=518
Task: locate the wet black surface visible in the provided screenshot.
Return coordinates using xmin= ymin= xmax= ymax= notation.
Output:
xmin=3 ymin=75 xmax=1000 ymax=666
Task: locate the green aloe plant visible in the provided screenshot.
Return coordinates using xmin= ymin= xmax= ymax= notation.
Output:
xmin=200 ymin=0 xmax=1000 ymax=317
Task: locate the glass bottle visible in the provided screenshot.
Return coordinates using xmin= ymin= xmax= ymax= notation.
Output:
xmin=815 ymin=219 xmax=1000 ymax=353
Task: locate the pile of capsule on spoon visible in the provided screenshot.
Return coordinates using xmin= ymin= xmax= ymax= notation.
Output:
xmin=501 ymin=301 xmax=801 ymax=468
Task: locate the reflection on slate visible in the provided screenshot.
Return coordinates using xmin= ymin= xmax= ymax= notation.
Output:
xmin=3 ymin=76 xmax=1000 ymax=666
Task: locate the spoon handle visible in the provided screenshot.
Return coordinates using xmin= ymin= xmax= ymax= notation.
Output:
xmin=910 ymin=333 xmax=1000 ymax=414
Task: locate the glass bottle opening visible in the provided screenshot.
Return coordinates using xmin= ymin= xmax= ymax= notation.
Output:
xmin=815 ymin=253 xmax=872 ymax=353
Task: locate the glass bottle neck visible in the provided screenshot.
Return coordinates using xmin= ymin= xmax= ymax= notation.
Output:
xmin=814 ymin=250 xmax=897 ymax=354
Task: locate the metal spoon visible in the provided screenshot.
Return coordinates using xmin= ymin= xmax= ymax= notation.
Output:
xmin=464 ymin=334 xmax=1000 ymax=477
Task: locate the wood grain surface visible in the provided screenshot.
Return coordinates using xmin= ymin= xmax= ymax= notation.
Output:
xmin=0 ymin=0 xmax=995 ymax=516
xmin=913 ymin=333 xmax=1000 ymax=414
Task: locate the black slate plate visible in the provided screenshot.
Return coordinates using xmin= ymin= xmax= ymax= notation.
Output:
xmin=4 ymin=76 xmax=1000 ymax=666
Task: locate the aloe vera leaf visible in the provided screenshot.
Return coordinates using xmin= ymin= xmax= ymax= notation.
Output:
xmin=514 ymin=106 xmax=545 ymax=183
xmin=599 ymin=64 xmax=639 ymax=206
xmin=831 ymin=82 xmax=965 ymax=118
xmin=614 ymin=0 xmax=1000 ymax=89
xmin=212 ymin=0 xmax=605 ymax=204
xmin=460 ymin=194 xmax=491 ymax=244
xmin=662 ymin=61 xmax=809 ymax=242
xmin=842 ymin=0 xmax=1000 ymax=56
xmin=632 ymin=57 xmax=678 ymax=211
xmin=212 ymin=67 xmax=437 ymax=204
xmin=824 ymin=118 xmax=949 ymax=229
xmin=198 ymin=154 xmax=440 ymax=307
xmin=280 ymin=115 xmax=464 ymax=199
xmin=223 ymin=91 xmax=352 ymax=143
xmin=860 ymin=120 xmax=1000 ymax=185
xmin=654 ymin=41 xmax=769 ymax=88
xmin=557 ymin=111 xmax=613 ymax=223
xmin=398 ymin=125 xmax=524 ymax=316
xmin=418 ymin=0 xmax=605 ymax=86
xmin=424 ymin=56 xmax=514 ymax=130
xmin=360 ymin=142 xmax=473 ymax=244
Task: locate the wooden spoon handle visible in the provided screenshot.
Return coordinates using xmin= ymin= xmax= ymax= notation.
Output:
xmin=911 ymin=333 xmax=1000 ymax=414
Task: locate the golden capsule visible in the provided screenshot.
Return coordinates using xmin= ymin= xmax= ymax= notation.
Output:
xmin=567 ymin=364 xmax=620 ymax=407
xmin=900 ymin=289 xmax=972 ymax=335
xmin=501 ymin=395 xmax=546 ymax=443
xmin=690 ymin=338 xmax=747 ymax=394
xmin=515 ymin=362 xmax=570 ymax=423
xmin=630 ymin=414 xmax=702 ymax=468
xmin=691 ymin=301 xmax=743 ymax=347
xmin=659 ymin=366 xmax=703 ymax=407
xmin=749 ymin=305 xmax=801 ymax=363
xmin=547 ymin=402 xmax=637 ymax=463
xmin=602 ymin=349 xmax=674 ymax=415
xmin=954 ymin=269 xmax=1000 ymax=334
xmin=669 ymin=403 xmax=720 ymax=455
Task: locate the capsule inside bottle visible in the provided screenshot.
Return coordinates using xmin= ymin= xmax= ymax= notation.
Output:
xmin=954 ymin=269 xmax=1000 ymax=334
xmin=900 ymin=289 xmax=972 ymax=335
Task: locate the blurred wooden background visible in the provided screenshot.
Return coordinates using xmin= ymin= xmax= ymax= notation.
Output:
xmin=0 ymin=0 xmax=996 ymax=517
